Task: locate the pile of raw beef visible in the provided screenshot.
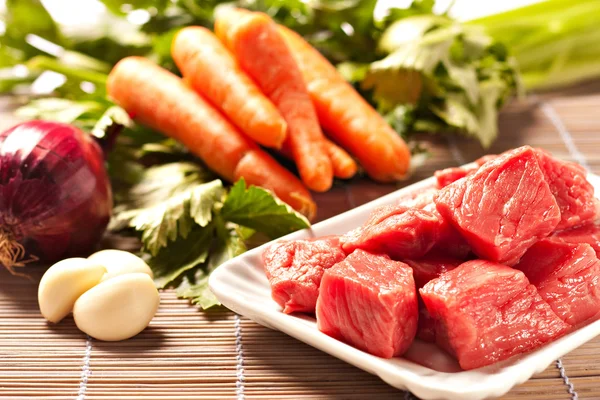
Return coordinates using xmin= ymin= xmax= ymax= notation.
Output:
xmin=262 ymin=146 xmax=600 ymax=370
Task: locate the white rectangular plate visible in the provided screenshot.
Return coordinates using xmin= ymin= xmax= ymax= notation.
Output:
xmin=209 ymin=171 xmax=600 ymax=400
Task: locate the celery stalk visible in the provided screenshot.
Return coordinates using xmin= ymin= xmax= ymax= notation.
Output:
xmin=468 ymin=0 xmax=600 ymax=91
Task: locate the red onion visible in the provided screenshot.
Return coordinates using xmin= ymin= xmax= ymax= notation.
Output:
xmin=0 ymin=121 xmax=112 ymax=273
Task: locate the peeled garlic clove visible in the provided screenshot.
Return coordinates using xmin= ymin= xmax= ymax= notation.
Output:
xmin=38 ymin=258 xmax=107 ymax=323
xmin=73 ymin=273 xmax=160 ymax=341
xmin=88 ymin=249 xmax=153 ymax=282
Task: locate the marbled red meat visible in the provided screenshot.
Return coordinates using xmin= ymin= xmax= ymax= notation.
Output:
xmin=435 ymin=166 xmax=472 ymax=188
xmin=515 ymin=239 xmax=600 ymax=327
xmin=420 ymin=260 xmax=570 ymax=370
xmin=341 ymin=205 xmax=441 ymax=260
xmin=417 ymin=303 xmax=437 ymax=343
xmin=316 ymin=250 xmax=418 ymax=358
xmin=404 ymin=256 xmax=463 ymax=289
xmin=534 ymin=148 xmax=598 ymax=230
xmin=262 ymin=236 xmax=346 ymax=314
xmin=405 ymin=256 xmax=463 ymax=342
xmin=552 ymin=222 xmax=600 ymax=256
xmin=397 ymin=186 xmax=438 ymax=209
xmin=435 ymin=146 xmax=561 ymax=265
xmin=399 ymin=189 xmax=471 ymax=259
xmin=434 ymin=155 xmax=498 ymax=189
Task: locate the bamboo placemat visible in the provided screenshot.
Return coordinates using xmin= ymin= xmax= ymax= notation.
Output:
xmin=2 ymin=83 xmax=600 ymax=399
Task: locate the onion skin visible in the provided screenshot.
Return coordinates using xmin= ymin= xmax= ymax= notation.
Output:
xmin=0 ymin=121 xmax=112 ymax=268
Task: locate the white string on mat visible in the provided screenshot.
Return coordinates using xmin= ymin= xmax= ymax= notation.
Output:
xmin=538 ymin=100 xmax=591 ymax=171
xmin=234 ymin=314 xmax=246 ymax=400
xmin=76 ymin=335 xmax=93 ymax=400
xmin=556 ymin=358 xmax=578 ymax=400
xmin=447 ymin=136 xmax=467 ymax=166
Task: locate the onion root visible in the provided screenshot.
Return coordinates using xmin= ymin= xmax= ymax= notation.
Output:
xmin=0 ymin=230 xmax=37 ymax=278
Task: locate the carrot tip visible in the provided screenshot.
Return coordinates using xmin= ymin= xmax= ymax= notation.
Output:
xmin=291 ymin=192 xmax=317 ymax=221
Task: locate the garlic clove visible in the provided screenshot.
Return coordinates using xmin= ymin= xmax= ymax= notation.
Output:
xmin=88 ymin=249 xmax=153 ymax=282
xmin=73 ymin=273 xmax=160 ymax=341
xmin=38 ymin=258 xmax=107 ymax=323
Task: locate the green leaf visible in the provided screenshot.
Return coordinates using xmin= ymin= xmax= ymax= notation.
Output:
xmin=378 ymin=14 xmax=447 ymax=54
xmin=15 ymin=98 xmax=105 ymax=124
xmin=150 ymin=223 xmax=215 ymax=288
xmin=176 ymin=225 xmax=247 ymax=309
xmin=25 ymin=56 xmax=108 ymax=87
xmin=125 ymin=179 xmax=223 ymax=255
xmin=442 ymin=59 xmax=479 ymax=105
xmin=177 ymin=274 xmax=219 ymax=309
xmin=430 ymin=93 xmax=479 ymax=135
xmin=475 ymin=80 xmax=504 ymax=148
xmin=220 ymin=179 xmax=310 ymax=239
xmin=99 ymin=0 xmax=170 ymax=15
xmin=114 ymin=162 xmax=216 ymax=211
xmin=209 ymin=224 xmax=247 ymax=272
xmin=0 ymin=67 xmax=39 ymax=93
xmin=4 ymin=0 xmax=62 ymax=49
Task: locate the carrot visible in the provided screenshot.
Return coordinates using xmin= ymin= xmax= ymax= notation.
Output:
xmin=280 ymin=138 xmax=357 ymax=179
xmin=107 ymin=56 xmax=315 ymax=219
xmin=215 ymin=8 xmax=333 ymax=193
xmin=234 ymin=150 xmax=316 ymax=219
xmin=278 ymin=26 xmax=412 ymax=182
xmin=323 ymin=139 xmax=358 ymax=179
xmin=172 ymin=27 xmax=287 ymax=149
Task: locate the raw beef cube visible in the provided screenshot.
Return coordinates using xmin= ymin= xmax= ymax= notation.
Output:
xmin=399 ymin=190 xmax=471 ymax=259
xmin=434 ymin=154 xmax=498 ymax=189
xmin=534 ymin=148 xmax=598 ymax=230
xmin=405 ymin=256 xmax=463 ymax=342
xmin=420 ymin=260 xmax=570 ymax=370
xmin=515 ymin=239 xmax=600 ymax=327
xmin=475 ymin=154 xmax=498 ymax=166
xmin=435 ymin=166 xmax=472 ymax=188
xmin=552 ymin=222 xmax=600 ymax=256
xmin=417 ymin=301 xmax=436 ymax=342
xmin=397 ymin=186 xmax=438 ymax=209
xmin=262 ymin=236 xmax=346 ymax=314
xmin=429 ymin=210 xmax=472 ymax=259
xmin=404 ymin=256 xmax=463 ymax=289
xmin=435 ymin=146 xmax=561 ymax=265
xmin=341 ymin=205 xmax=441 ymax=260
xmin=317 ymin=249 xmax=418 ymax=358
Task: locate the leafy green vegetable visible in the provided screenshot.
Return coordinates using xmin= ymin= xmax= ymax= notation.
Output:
xmin=15 ymin=98 xmax=106 ymax=124
xmin=126 ymin=179 xmax=223 ymax=255
xmin=2 ymin=0 xmax=63 ymax=56
xmin=468 ymin=0 xmax=600 ymax=90
xmin=221 ymin=179 xmax=310 ymax=239
xmin=365 ymin=15 xmax=519 ymax=147
xmin=176 ymin=225 xmax=247 ymax=308
xmin=109 ymin=162 xmax=307 ymax=308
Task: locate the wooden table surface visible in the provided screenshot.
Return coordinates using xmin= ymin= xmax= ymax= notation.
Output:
xmin=1 ymin=84 xmax=600 ymax=399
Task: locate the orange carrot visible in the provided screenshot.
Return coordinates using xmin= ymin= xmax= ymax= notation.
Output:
xmin=324 ymin=139 xmax=358 ymax=179
xmin=172 ymin=26 xmax=287 ymax=149
xmin=215 ymin=8 xmax=333 ymax=193
xmin=278 ymin=26 xmax=412 ymax=182
xmin=107 ymin=56 xmax=315 ymax=219
xmin=280 ymin=138 xmax=357 ymax=180
xmin=234 ymin=150 xmax=316 ymax=219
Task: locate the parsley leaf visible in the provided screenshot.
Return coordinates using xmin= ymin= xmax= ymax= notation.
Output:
xmin=220 ymin=179 xmax=310 ymax=239
xmin=129 ymin=179 xmax=223 ymax=256
xmin=150 ymin=223 xmax=215 ymax=288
